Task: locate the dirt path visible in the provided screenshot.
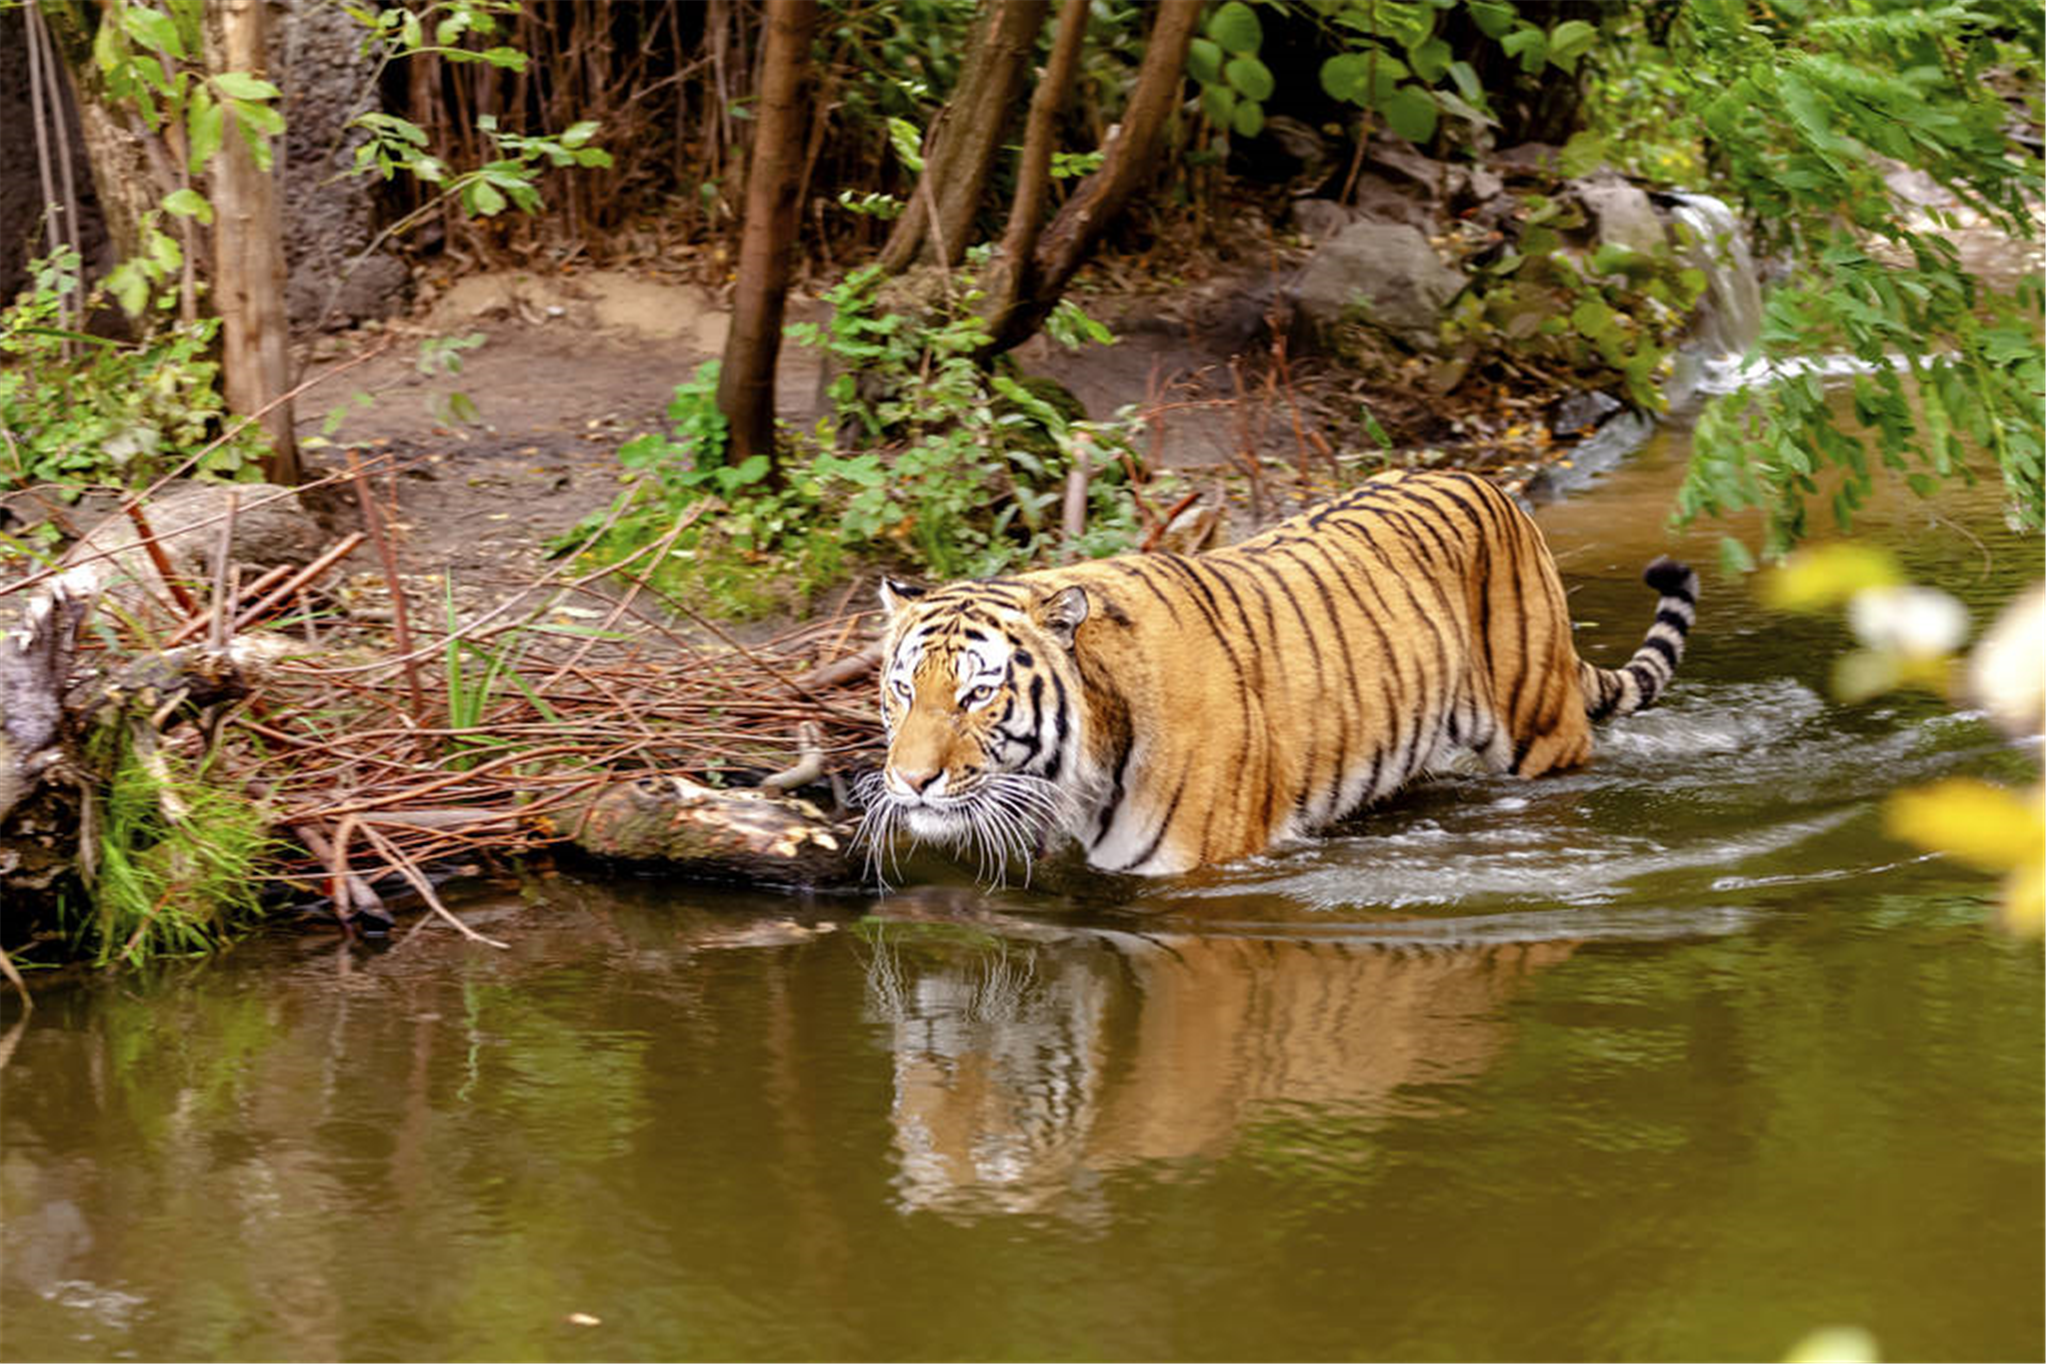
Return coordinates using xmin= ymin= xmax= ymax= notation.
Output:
xmin=297 ymin=266 xmax=1277 ymax=590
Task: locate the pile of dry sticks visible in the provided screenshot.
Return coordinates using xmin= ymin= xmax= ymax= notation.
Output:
xmin=2 ymin=450 xmax=885 ymax=939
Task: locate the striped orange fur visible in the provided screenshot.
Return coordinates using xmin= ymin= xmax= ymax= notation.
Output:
xmin=863 ymin=468 xmax=1697 ymax=878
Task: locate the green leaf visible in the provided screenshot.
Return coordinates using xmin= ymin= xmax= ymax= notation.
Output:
xmin=1187 ymin=37 xmax=1223 ymax=86
xmin=186 ymin=98 xmax=225 ymax=175
xmin=1558 ymin=129 xmax=1607 ymax=178
xmin=1225 ymin=55 xmax=1275 ymax=102
xmin=1202 ymin=84 xmax=1238 ymax=125
xmin=146 ymin=227 xmax=182 ymax=277
xmin=1547 ymin=18 xmax=1598 ymax=71
xmin=886 ymin=116 xmax=925 ymax=174
xmin=1231 ymin=98 xmax=1266 ymax=139
xmin=1207 ymin=1 xmax=1262 ymax=55
xmin=161 ymin=188 xmax=214 ymax=225
xmin=1381 ymin=85 xmax=1438 ymax=143
xmin=560 ymin=120 xmax=601 ymax=149
xmin=1447 ymin=59 xmax=1483 ymax=104
xmin=1716 ymin=535 xmax=1756 ymax=576
xmin=464 ymin=180 xmax=508 ymax=216
xmin=1501 ymin=25 xmax=1546 ymax=74
xmin=121 ymin=5 xmax=185 ymax=59
xmin=1410 ymin=36 xmax=1452 ymax=83
xmin=1570 ymin=297 xmax=1614 ymax=337
xmin=107 ymin=261 xmax=149 ymax=317
xmin=1320 ymin=53 xmax=1371 ymax=104
xmin=211 ymin=71 xmax=280 ymax=102
xmin=1468 ymin=1 xmax=1517 ymax=39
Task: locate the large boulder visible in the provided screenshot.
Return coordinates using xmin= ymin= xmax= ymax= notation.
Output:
xmin=1573 ymin=175 xmax=1668 ymax=256
xmin=1290 ymin=221 xmax=1465 ymax=348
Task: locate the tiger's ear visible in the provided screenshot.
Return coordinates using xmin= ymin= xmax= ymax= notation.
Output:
xmin=878 ymin=577 xmax=926 ymax=618
xmin=1035 ymin=585 xmax=1089 ymax=649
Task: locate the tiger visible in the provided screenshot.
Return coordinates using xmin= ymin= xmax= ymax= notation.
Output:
xmin=861 ymin=467 xmax=1698 ymax=879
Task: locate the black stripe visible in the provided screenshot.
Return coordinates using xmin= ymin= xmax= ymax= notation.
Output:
xmin=1120 ymin=764 xmax=1189 ymax=872
xmin=1655 ymin=607 xmax=1692 ymax=632
xmin=1105 ymin=559 xmax=1186 ymax=624
xmin=1642 ymin=634 xmax=1680 ymax=666
xmin=1269 ymin=544 xmax=1356 ymax=823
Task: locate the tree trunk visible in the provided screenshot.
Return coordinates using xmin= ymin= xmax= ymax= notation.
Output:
xmin=207 ymin=0 xmax=298 ymax=483
xmin=979 ymin=0 xmax=1091 ymax=331
xmin=716 ymin=0 xmax=820 ymax=471
xmin=877 ymin=0 xmax=1050 ymax=273
xmin=982 ymin=0 xmax=1200 ymax=356
xmin=38 ymin=10 xmax=170 ymax=285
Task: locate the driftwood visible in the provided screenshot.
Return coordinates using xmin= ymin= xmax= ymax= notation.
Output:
xmin=556 ymin=776 xmax=858 ymax=886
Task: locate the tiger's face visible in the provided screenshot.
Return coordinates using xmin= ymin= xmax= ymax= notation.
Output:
xmin=861 ymin=578 xmax=1091 ymax=877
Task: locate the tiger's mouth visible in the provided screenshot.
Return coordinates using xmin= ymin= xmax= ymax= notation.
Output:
xmin=902 ymin=803 xmax=971 ymax=840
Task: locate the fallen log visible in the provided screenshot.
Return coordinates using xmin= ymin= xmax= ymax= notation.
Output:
xmin=551 ymin=775 xmax=861 ymax=888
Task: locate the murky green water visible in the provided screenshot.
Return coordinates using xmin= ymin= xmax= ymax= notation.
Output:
xmin=3 ymin=436 xmax=2040 ymax=1362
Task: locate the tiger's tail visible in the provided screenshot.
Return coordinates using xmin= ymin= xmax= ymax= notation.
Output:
xmin=1581 ymin=556 xmax=1699 ymax=721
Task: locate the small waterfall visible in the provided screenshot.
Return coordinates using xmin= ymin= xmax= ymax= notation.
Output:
xmin=1665 ymin=191 xmax=1767 ymax=396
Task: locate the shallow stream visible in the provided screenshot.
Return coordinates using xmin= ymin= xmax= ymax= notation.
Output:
xmin=3 ymin=433 xmax=2040 ymax=1361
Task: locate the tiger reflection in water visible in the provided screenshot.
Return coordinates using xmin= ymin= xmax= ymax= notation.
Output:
xmin=860 ymin=902 xmax=1571 ymax=1220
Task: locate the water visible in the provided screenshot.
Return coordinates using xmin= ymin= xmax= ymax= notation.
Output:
xmin=2 ymin=436 xmax=2040 ymax=1362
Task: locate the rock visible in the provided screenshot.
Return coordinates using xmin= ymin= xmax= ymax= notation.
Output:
xmin=1256 ymin=115 xmax=1336 ymax=195
xmin=61 ymin=482 xmax=327 ymax=600
xmin=1573 ymin=175 xmax=1667 ymax=255
xmin=1289 ymin=221 xmax=1466 ymax=348
xmin=1465 ymin=165 xmax=1505 ymax=202
xmin=1368 ymin=136 xmax=1461 ymax=199
xmin=1492 ymin=143 xmax=1563 ymax=179
xmin=1290 ymin=198 xmax=1358 ymax=242
xmin=1551 ymin=389 xmax=1623 ymax=436
xmin=1349 ymin=171 xmax=1434 ymax=232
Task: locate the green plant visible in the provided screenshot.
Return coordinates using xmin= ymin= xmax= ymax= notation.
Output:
xmin=81 ymin=721 xmax=276 ymax=967
xmin=557 ymin=262 xmax=1160 ymax=619
xmin=1658 ymin=0 xmax=2044 ymax=553
xmin=790 ymin=259 xmax=1153 ymax=580
xmin=0 ymin=250 xmax=270 ymax=494
xmin=1444 ymin=194 xmax=1708 ymax=410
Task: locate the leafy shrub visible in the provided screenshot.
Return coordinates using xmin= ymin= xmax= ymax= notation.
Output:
xmin=557 ymin=263 xmax=1161 ymax=619
xmin=1444 ymin=194 xmax=1707 ymax=410
xmin=0 ymin=250 xmax=270 ymax=496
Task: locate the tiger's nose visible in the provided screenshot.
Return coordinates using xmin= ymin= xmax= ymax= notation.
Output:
xmin=893 ymin=766 xmax=941 ymax=796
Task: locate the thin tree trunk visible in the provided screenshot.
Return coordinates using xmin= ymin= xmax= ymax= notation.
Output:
xmin=715 ymin=0 xmax=820 ymax=471
xmin=983 ymin=0 xmax=1200 ymax=355
xmin=980 ymin=0 xmax=1090 ymax=331
xmin=208 ymin=0 xmax=298 ymax=481
xmin=877 ymin=0 xmax=1049 ymax=274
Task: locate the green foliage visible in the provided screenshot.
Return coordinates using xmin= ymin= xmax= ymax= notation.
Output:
xmin=788 ymin=261 xmax=1154 ymax=579
xmin=80 ymin=724 xmax=276 ymax=967
xmin=1651 ymin=0 xmax=2046 ymax=550
xmin=1444 ymin=195 xmax=1706 ymax=409
xmin=557 ymin=264 xmax=1161 ymax=619
xmin=1312 ymin=0 xmax=1616 ymax=145
xmin=0 ymin=251 xmax=270 ymax=494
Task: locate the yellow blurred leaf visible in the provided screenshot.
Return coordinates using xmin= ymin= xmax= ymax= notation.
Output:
xmin=1784 ymin=1325 xmax=1879 ymax=1363
xmin=1763 ymin=543 xmax=1903 ymax=612
xmin=1884 ymin=779 xmax=2044 ymax=874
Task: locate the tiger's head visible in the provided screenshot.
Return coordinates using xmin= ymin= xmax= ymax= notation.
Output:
xmin=859 ymin=576 xmax=1092 ymax=878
